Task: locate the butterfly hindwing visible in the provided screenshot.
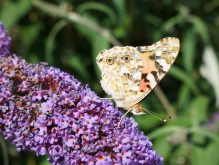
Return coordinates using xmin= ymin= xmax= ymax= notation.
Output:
xmin=97 ymin=46 xmax=143 ymax=108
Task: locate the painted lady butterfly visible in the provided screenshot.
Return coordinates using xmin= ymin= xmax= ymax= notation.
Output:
xmin=96 ymin=37 xmax=180 ymax=124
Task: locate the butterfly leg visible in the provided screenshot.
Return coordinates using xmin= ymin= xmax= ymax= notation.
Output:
xmin=116 ymin=108 xmax=132 ymax=128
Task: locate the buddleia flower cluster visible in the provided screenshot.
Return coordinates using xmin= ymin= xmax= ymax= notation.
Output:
xmin=0 ymin=22 xmax=163 ymax=165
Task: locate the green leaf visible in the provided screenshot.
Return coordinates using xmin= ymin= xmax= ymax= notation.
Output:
xmin=154 ymin=14 xmax=184 ymax=40
xmin=148 ymin=125 xmax=183 ymax=140
xmin=68 ymin=54 xmax=90 ymax=82
xmin=45 ymin=20 xmax=68 ymax=65
xmin=111 ymin=0 xmax=130 ymax=38
xmin=191 ymin=146 xmax=208 ymax=165
xmin=168 ymin=144 xmax=188 ymax=164
xmin=144 ymin=14 xmax=163 ymax=27
xmin=170 ymin=116 xmax=191 ymax=127
xmin=189 ymin=96 xmax=209 ymax=125
xmin=182 ymin=30 xmax=197 ymax=73
xmin=205 ymin=141 xmax=219 ymax=165
xmin=28 ymin=52 xmax=41 ymax=63
xmin=192 ymin=133 xmax=205 ymax=144
xmin=111 ymin=0 xmax=126 ymax=19
xmin=189 ymin=16 xmax=210 ymax=44
xmin=175 ymin=3 xmax=189 ymax=17
xmin=169 ymin=66 xmax=199 ymax=95
xmin=74 ymin=14 xmax=99 ymax=43
xmin=136 ymin=115 xmax=162 ymax=131
xmin=189 ymin=127 xmax=219 ymax=143
xmin=178 ymin=84 xmax=191 ymax=112
xmin=75 ymin=2 xmax=117 ymax=25
xmin=153 ymin=137 xmax=172 ymax=159
xmin=19 ymin=23 xmax=41 ymax=60
xmin=0 ymin=0 xmax=31 ymax=28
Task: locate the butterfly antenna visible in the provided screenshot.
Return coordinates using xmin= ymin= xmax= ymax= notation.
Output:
xmin=141 ymin=108 xmax=173 ymax=122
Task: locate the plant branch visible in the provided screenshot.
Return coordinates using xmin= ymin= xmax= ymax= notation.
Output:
xmin=154 ymin=86 xmax=177 ymax=118
xmin=31 ymin=0 xmax=122 ymax=46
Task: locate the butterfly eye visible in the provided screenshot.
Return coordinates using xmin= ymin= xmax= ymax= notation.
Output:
xmin=106 ymin=57 xmax=114 ymax=65
xmin=124 ymin=55 xmax=130 ymax=62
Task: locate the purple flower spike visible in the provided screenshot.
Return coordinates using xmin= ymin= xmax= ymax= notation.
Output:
xmin=0 ymin=22 xmax=11 ymax=55
xmin=0 ymin=21 xmax=163 ymax=165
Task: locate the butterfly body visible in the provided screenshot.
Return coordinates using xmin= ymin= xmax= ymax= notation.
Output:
xmin=96 ymin=37 xmax=180 ymax=115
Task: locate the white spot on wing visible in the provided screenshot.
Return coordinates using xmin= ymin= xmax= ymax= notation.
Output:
xmin=147 ymin=73 xmax=156 ymax=88
xmin=120 ymin=66 xmax=129 ymax=74
xmin=157 ymin=59 xmax=171 ymax=72
xmin=156 ymin=50 xmax=162 ymax=56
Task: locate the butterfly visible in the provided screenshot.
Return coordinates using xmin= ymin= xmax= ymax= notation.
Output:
xmin=96 ymin=37 xmax=180 ymax=125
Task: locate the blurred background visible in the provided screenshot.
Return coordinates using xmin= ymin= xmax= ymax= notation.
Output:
xmin=0 ymin=0 xmax=219 ymax=165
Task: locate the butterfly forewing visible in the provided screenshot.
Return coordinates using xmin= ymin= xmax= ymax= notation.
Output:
xmin=136 ymin=37 xmax=180 ymax=104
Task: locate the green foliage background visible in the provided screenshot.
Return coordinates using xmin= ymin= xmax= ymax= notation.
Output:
xmin=0 ymin=0 xmax=219 ymax=165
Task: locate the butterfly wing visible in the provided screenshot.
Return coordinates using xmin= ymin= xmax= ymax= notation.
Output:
xmin=96 ymin=37 xmax=180 ymax=114
xmin=132 ymin=37 xmax=180 ymax=106
xmin=96 ymin=46 xmax=143 ymax=109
